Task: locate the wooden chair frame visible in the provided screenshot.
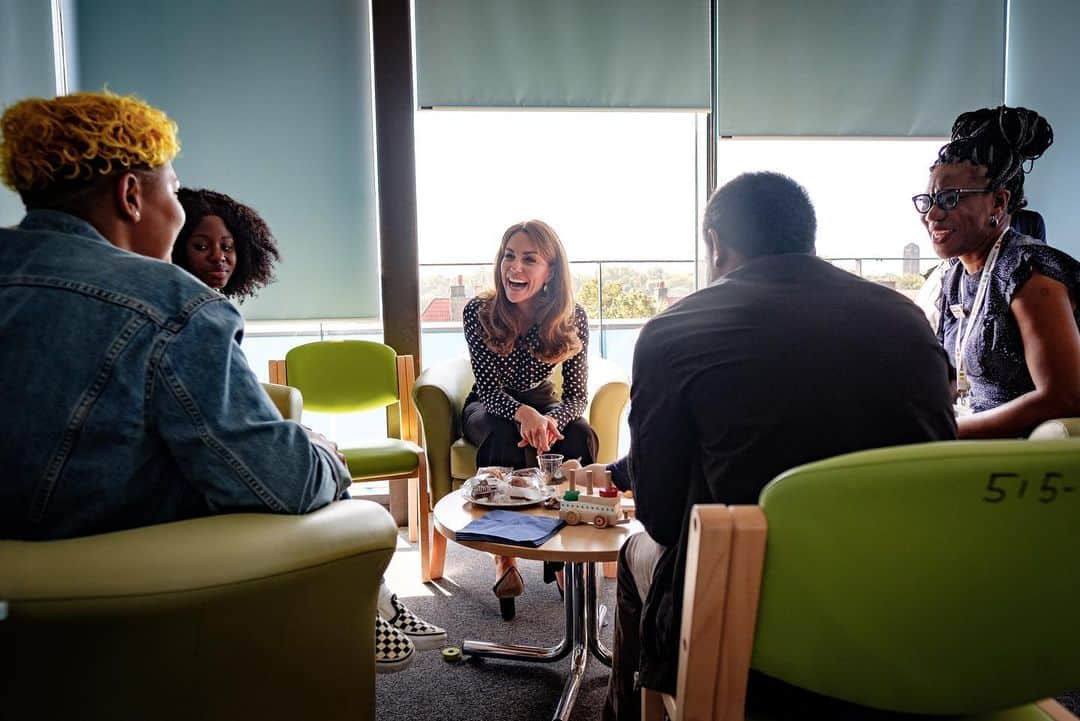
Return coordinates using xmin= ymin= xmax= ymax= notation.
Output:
xmin=270 ymin=354 xmax=433 ymax=583
xmin=643 ymin=504 xmax=1079 ymax=721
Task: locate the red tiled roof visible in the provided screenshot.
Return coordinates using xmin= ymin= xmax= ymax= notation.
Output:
xmin=421 ymin=297 xmax=451 ymax=322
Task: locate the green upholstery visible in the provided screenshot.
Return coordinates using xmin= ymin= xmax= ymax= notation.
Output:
xmin=0 ymin=501 xmax=397 ymax=721
xmin=285 ymin=340 xmax=398 ymax=413
xmin=752 ymin=439 xmax=1080 ymax=716
xmin=280 ymin=340 xmax=419 ymax=482
xmin=1030 ymin=417 xmax=1080 ymax=440
xmin=413 ymin=355 xmax=630 ymax=503
xmin=261 ymin=381 xmax=303 ymax=421
xmin=343 ymin=439 xmax=422 ymax=478
xmin=745 ymin=700 xmax=1064 ymax=721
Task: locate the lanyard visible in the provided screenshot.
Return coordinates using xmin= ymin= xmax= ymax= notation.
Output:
xmin=953 ymin=231 xmax=1006 ymax=397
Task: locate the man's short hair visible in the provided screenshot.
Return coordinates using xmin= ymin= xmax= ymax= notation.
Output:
xmin=702 ymin=172 xmax=816 ymax=258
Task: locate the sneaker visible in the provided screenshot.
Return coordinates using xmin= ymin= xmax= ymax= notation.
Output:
xmin=379 ymin=593 xmax=448 ymax=651
xmin=375 ymin=614 xmax=415 ymax=674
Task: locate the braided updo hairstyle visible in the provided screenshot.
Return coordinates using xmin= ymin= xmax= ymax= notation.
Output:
xmin=935 ymin=106 xmax=1054 ymax=214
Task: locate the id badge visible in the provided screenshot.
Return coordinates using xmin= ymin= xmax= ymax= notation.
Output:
xmin=956 ymin=370 xmax=971 ymax=394
xmin=954 ymin=394 xmax=973 ymax=417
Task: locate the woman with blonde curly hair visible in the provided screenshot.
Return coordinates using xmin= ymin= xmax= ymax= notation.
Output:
xmin=1 ymin=91 xmax=183 ymax=257
xmin=462 ymin=219 xmax=597 ymax=619
xmin=0 ymin=93 xmax=351 ymax=572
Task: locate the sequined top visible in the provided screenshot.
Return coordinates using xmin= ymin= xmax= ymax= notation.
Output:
xmin=937 ymin=229 xmax=1080 ymax=413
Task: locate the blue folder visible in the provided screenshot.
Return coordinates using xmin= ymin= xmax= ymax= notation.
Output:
xmin=455 ymin=509 xmax=565 ymax=548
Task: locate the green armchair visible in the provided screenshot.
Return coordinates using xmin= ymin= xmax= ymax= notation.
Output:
xmin=645 ymin=438 xmax=1080 ymax=721
xmin=413 ymin=354 xmax=630 ymax=578
xmin=0 ymin=501 xmax=397 ymax=721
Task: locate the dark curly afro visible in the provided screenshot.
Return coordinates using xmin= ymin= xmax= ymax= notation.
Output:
xmin=173 ymin=188 xmax=281 ymax=301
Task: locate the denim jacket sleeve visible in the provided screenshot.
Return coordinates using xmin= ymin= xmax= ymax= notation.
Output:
xmin=151 ymin=299 xmax=350 ymax=513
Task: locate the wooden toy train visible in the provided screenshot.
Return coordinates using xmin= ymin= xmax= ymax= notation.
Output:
xmin=559 ymin=467 xmax=623 ymax=528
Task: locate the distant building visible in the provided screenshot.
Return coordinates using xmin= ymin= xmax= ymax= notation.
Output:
xmin=903 ymin=243 xmax=921 ymax=276
xmin=449 ymin=275 xmax=467 ymax=320
xmin=655 ymin=280 xmax=684 ymax=309
xmin=421 ymin=276 xmax=470 ymax=322
xmin=421 ymin=297 xmax=451 ymax=322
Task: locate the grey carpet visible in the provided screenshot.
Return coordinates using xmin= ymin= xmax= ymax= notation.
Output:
xmin=376 ymin=536 xmax=615 ymax=721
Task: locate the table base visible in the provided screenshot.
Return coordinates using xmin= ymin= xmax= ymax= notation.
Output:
xmin=462 ymin=562 xmax=612 ymax=721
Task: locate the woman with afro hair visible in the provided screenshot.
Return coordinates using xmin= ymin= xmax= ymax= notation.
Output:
xmin=173 ymin=187 xmax=447 ymax=669
xmin=173 ymin=188 xmax=281 ymax=301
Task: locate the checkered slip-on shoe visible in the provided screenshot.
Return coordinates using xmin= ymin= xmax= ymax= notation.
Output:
xmin=379 ymin=593 xmax=448 ymax=651
xmin=375 ymin=614 xmax=415 ymax=674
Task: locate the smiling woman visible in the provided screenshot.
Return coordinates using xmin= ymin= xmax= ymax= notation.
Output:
xmin=918 ymin=106 xmax=1080 ymax=438
xmin=461 ymin=219 xmax=598 ymax=620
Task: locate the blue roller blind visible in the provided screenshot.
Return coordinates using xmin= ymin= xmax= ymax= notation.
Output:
xmin=0 ymin=0 xmax=57 ymax=225
xmin=415 ymin=0 xmax=710 ymax=109
xmin=77 ymin=0 xmax=379 ymax=320
xmin=715 ymin=0 xmax=1006 ymax=136
xmin=1005 ymin=0 xmax=1080 ymax=256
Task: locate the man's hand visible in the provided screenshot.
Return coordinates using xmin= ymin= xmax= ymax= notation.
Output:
xmin=514 ymin=406 xmax=563 ymax=453
xmin=304 ymin=427 xmax=349 ymax=468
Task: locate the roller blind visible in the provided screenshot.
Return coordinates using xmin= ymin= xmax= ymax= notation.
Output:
xmin=715 ymin=0 xmax=1006 ymax=136
xmin=1005 ymin=0 xmax=1080 ymax=256
xmin=1 ymin=0 xmax=57 ymax=225
xmin=415 ymin=0 xmax=710 ymax=109
xmin=77 ymin=0 xmax=379 ymax=320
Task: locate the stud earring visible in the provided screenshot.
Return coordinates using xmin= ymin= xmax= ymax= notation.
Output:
xmin=989 ymin=215 xmax=999 ymax=228
xmin=542 ymin=282 xmax=549 ymax=293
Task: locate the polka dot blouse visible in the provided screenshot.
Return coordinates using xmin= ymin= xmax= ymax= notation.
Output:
xmin=463 ymin=296 xmax=590 ymax=430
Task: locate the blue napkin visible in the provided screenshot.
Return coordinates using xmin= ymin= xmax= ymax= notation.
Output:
xmin=456 ymin=509 xmax=565 ymax=548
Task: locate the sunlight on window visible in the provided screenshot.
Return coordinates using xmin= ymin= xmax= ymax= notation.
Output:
xmin=416 ymin=111 xmax=705 ymax=264
xmin=716 ymin=138 xmax=946 ymax=277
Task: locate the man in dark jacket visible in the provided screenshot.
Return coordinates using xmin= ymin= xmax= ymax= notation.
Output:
xmin=603 ymin=172 xmax=957 ymax=720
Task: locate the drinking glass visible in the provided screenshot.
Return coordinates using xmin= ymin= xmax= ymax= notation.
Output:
xmin=538 ymin=453 xmax=564 ymax=485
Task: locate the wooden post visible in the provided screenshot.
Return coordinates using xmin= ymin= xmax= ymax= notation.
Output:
xmin=371 ymin=0 xmax=421 ymax=370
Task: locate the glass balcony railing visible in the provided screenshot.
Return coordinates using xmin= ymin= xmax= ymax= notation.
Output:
xmin=242 ymin=254 xmax=940 ymax=450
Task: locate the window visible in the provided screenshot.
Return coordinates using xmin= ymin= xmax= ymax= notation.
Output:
xmin=415 ymin=110 xmax=708 ymax=371
xmin=716 ymin=138 xmax=948 ymax=297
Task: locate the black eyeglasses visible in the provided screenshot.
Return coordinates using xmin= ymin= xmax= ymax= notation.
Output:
xmin=911 ymin=188 xmax=992 ymax=214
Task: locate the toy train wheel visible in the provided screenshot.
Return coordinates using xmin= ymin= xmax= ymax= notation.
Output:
xmin=564 ymin=510 xmax=580 ymax=525
xmin=594 ymin=515 xmax=609 ymax=529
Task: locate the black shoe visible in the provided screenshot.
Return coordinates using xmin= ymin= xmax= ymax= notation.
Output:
xmin=500 ymin=597 xmax=516 ymax=620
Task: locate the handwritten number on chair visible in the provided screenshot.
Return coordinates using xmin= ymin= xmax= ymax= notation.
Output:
xmin=1039 ymin=473 xmax=1063 ymax=503
xmin=983 ymin=473 xmax=1011 ymax=503
xmin=983 ymin=472 xmax=1073 ymax=503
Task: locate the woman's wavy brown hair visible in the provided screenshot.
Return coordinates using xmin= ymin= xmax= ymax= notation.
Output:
xmin=476 ymin=220 xmax=581 ymax=364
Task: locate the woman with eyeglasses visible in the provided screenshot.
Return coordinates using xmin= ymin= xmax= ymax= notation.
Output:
xmin=915 ymin=106 xmax=1080 ymax=438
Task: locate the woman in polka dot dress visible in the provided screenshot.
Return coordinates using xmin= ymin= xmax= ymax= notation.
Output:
xmin=462 ymin=220 xmax=599 ymax=620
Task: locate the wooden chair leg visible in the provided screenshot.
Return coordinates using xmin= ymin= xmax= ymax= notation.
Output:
xmin=407 ymin=477 xmax=419 ymax=543
xmin=416 ymin=455 xmax=432 ymax=583
xmin=603 ymin=560 xmax=617 ymax=578
xmin=429 ymin=530 xmax=447 ymax=581
xmin=642 ymin=687 xmax=666 ymax=721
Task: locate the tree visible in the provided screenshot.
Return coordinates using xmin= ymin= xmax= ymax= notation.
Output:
xmin=577 ymin=279 xmax=658 ymax=320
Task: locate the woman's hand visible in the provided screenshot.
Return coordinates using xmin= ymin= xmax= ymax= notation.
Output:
xmin=514 ymin=405 xmax=564 ymax=453
xmin=959 ymin=272 xmax=1080 ymax=438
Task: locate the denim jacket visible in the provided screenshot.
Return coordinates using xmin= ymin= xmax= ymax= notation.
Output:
xmin=0 ymin=210 xmax=350 ymax=540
